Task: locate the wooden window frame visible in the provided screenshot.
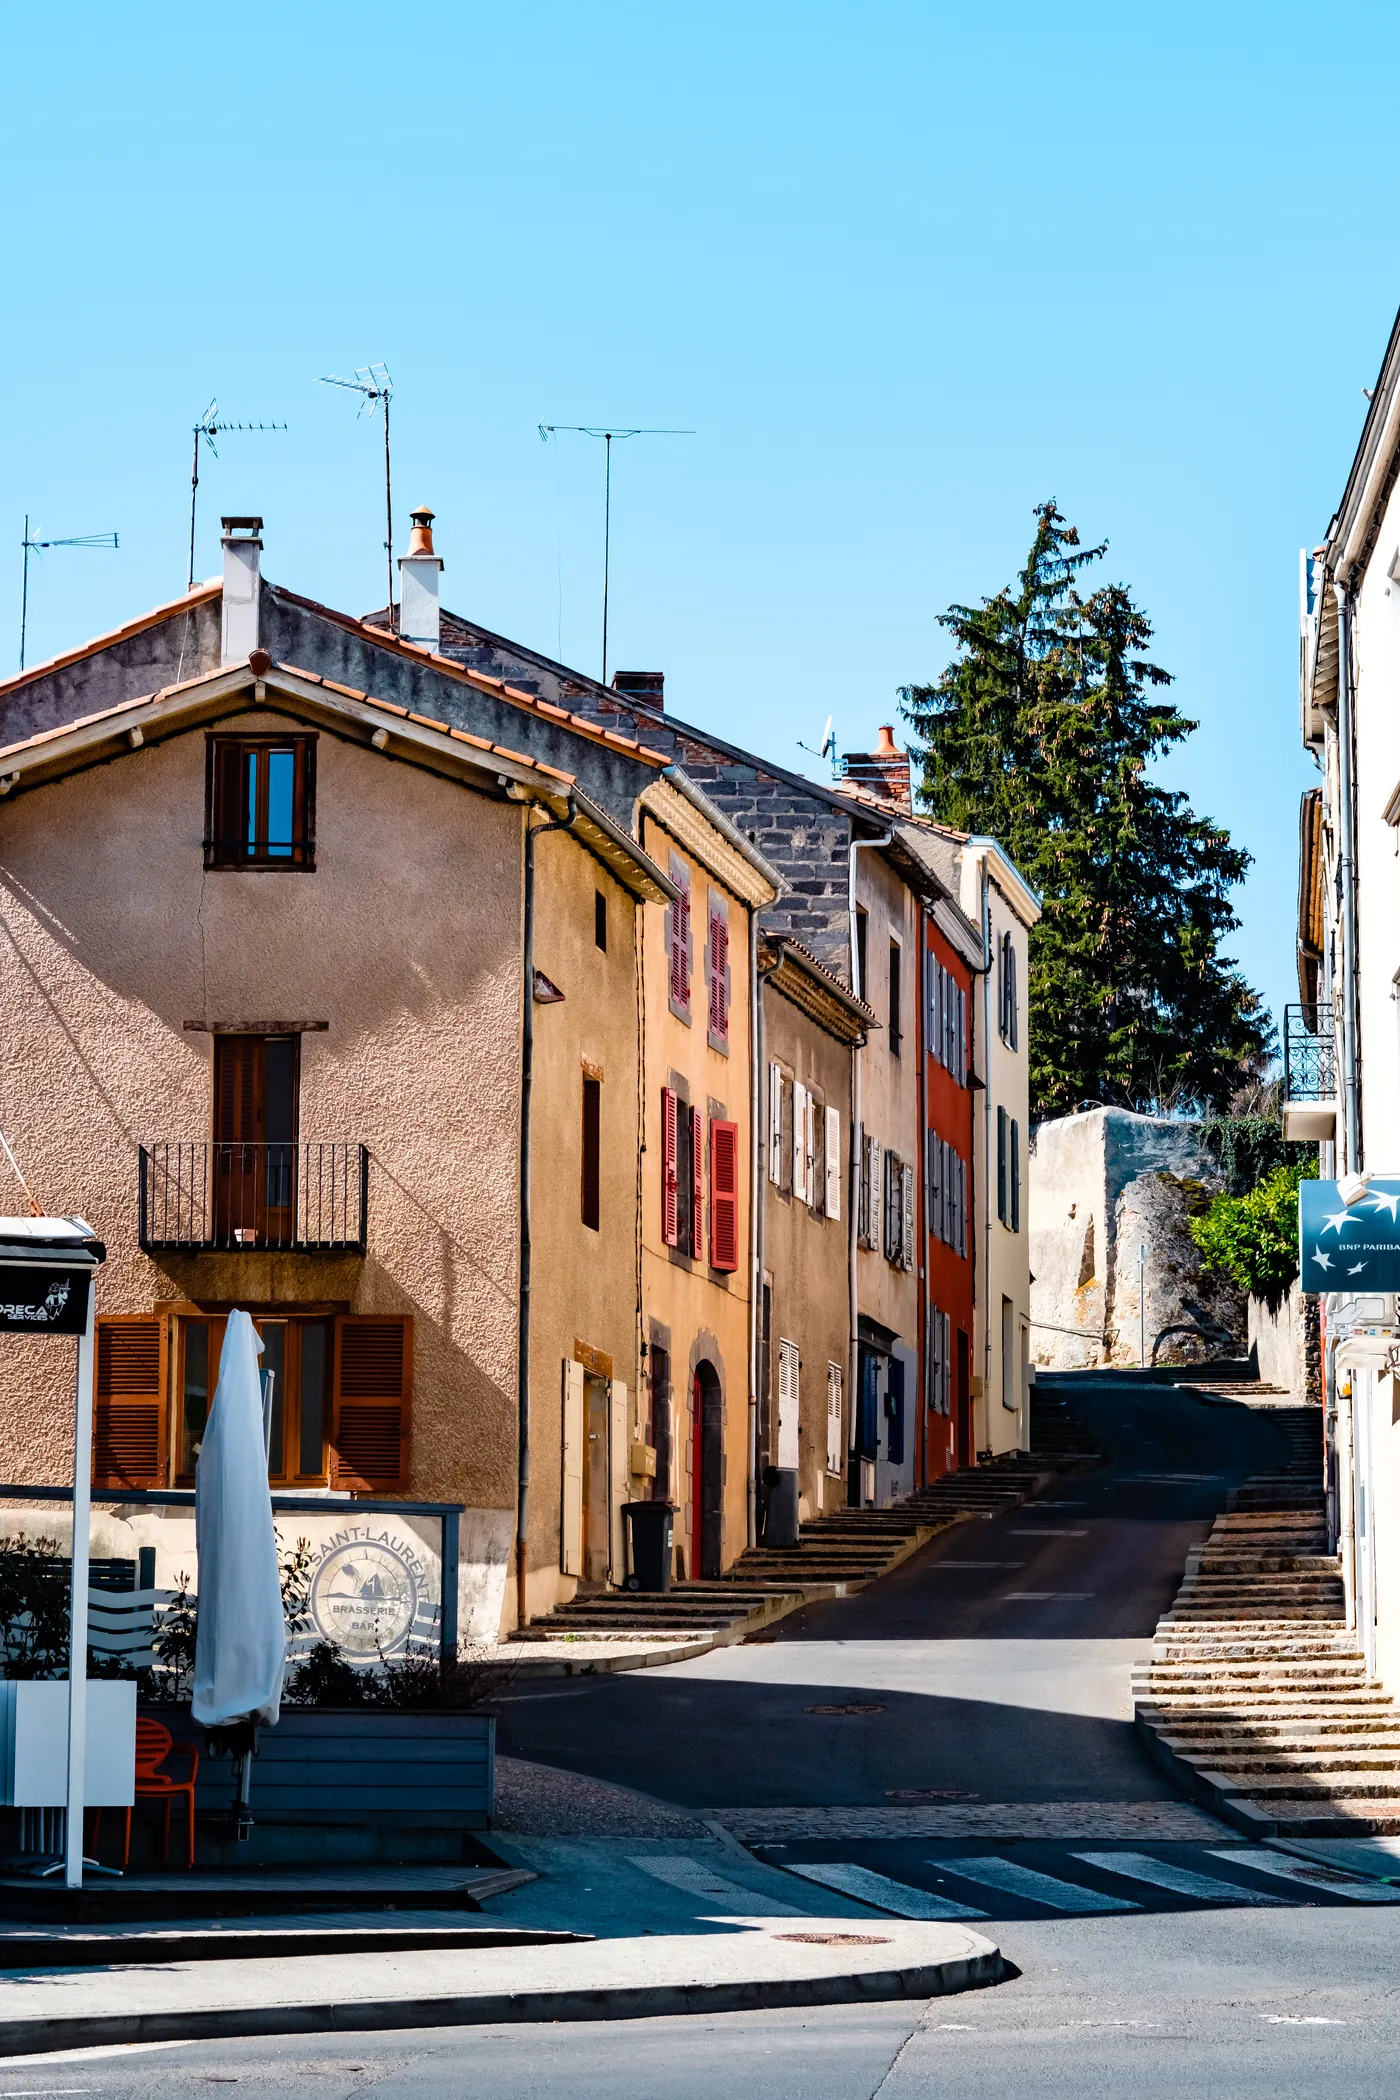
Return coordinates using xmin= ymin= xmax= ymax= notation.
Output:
xmin=205 ymin=733 xmax=317 ymax=872
xmin=173 ymin=1311 xmax=334 ymax=1488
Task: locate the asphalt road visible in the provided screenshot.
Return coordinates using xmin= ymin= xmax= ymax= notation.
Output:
xmin=496 ymin=1374 xmax=1296 ymax=1808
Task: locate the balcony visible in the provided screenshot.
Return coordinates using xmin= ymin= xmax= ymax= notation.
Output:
xmin=1282 ymin=1004 xmax=1337 ymax=1142
xmin=139 ymin=1143 xmax=369 ymax=1254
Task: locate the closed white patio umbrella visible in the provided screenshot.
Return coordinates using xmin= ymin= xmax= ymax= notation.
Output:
xmin=192 ymin=1311 xmax=284 ymax=1731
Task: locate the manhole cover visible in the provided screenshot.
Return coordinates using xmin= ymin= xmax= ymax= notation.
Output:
xmin=778 ymin=1932 xmax=891 ymax=1946
xmin=805 ymin=1702 xmax=886 ymax=1715
xmin=884 ymin=1787 xmax=980 ymax=1801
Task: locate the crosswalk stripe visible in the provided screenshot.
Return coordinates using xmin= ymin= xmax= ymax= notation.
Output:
xmin=627 ymin=1856 xmax=805 ymax=1915
xmin=1210 ymin=1849 xmax=1400 ymax=1903
xmin=781 ymin=1861 xmax=989 ymax=1920
xmin=935 ymin=1856 xmax=1140 ymax=1913
xmin=1072 ymin=1851 xmax=1288 ymax=1906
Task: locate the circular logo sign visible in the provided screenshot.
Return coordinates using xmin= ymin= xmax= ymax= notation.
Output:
xmin=307 ymin=1532 xmax=424 ymax=1661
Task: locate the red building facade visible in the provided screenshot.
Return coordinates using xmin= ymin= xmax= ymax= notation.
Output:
xmin=920 ymin=912 xmax=978 ymax=1481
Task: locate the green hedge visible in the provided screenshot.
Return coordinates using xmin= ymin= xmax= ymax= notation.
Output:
xmin=1188 ymin=1159 xmax=1317 ymax=1308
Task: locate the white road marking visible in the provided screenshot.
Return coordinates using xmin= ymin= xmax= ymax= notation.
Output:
xmin=780 ymin=1861 xmax=989 ymax=1919
xmin=627 ymin=1855 xmax=806 ymax=1915
xmin=935 ymin=1856 xmax=1140 ymax=1912
xmin=1072 ymin=1851 xmax=1288 ymax=1906
xmin=1212 ymin=1849 xmax=1400 ymax=1902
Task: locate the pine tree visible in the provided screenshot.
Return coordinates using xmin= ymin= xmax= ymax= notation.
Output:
xmin=902 ymin=503 xmax=1270 ymax=1121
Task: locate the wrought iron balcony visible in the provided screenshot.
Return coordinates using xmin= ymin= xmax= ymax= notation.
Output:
xmin=1282 ymin=1004 xmax=1337 ymax=1141
xmin=1283 ymin=1004 xmax=1337 ymax=1101
xmin=139 ymin=1143 xmax=369 ymax=1254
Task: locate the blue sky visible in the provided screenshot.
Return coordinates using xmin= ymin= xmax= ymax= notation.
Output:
xmin=3 ymin=1 xmax=1395 ymax=1039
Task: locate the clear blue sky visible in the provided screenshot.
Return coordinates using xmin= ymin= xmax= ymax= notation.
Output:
xmin=3 ymin=1 xmax=1395 ymax=1042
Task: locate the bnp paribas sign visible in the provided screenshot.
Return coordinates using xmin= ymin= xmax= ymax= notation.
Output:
xmin=1299 ymin=1180 xmax=1400 ymax=1292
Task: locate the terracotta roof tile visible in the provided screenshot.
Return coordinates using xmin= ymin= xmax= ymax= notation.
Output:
xmin=0 ymin=583 xmax=221 ymax=702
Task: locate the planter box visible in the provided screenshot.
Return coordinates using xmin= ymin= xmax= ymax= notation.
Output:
xmin=142 ymin=1704 xmax=494 ymax=1833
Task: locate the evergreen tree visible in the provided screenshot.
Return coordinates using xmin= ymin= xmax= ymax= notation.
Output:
xmin=902 ymin=503 xmax=1270 ymax=1121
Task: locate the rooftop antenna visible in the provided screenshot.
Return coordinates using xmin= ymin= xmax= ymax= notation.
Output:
xmin=797 ymin=714 xmax=838 ymax=777
xmin=320 ymin=366 xmax=394 ymax=626
xmin=539 ymin=424 xmax=693 ymax=684
xmin=20 ymin=518 xmax=118 ymax=672
xmin=188 ymin=402 xmax=287 ymax=591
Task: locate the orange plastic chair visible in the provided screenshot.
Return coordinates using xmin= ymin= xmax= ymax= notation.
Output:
xmin=93 ymin=1717 xmax=200 ymax=1868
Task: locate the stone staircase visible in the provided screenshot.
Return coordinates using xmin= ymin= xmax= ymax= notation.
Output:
xmin=510 ymin=1388 xmax=1101 ymax=1654
xmin=1134 ymin=1402 xmax=1400 ymax=1836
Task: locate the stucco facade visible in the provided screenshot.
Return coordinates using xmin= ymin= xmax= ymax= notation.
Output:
xmin=921 ymin=911 xmax=978 ymax=1478
xmin=636 ymin=782 xmax=776 ymax=1579
xmin=757 ymin=939 xmax=870 ymax=1524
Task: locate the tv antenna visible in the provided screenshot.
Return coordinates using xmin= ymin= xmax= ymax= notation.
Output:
xmin=320 ymin=365 xmax=394 ymax=626
xmin=538 ymin=424 xmax=693 ymax=684
xmin=797 ymin=715 xmax=837 ymax=777
xmin=20 ymin=518 xmax=118 ymax=672
xmin=188 ymin=402 xmax=287 ymax=590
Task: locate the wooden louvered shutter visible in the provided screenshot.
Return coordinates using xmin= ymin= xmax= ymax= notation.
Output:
xmin=94 ymin=1316 xmax=168 ymax=1490
xmin=668 ymin=869 xmax=691 ymax=1012
xmin=902 ymin=1163 xmax=916 ymax=1272
xmin=707 ymin=898 xmax=729 ymax=1045
xmin=710 ymin=1118 xmax=739 ymax=1272
xmin=824 ymin=1104 xmax=841 ymax=1220
xmin=661 ymin=1087 xmax=680 ymax=1246
xmin=331 ymin=1316 xmax=412 ymax=1492
xmin=768 ymin=1062 xmax=784 ymax=1186
xmin=791 ymin=1081 xmax=807 ymax=1204
xmin=691 ymin=1105 xmax=704 ymax=1255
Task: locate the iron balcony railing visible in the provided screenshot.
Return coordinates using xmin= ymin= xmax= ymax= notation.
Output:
xmin=1283 ymin=1003 xmax=1338 ymax=1103
xmin=139 ymin=1142 xmax=369 ymax=1254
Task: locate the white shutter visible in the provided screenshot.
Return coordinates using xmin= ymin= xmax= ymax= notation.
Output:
xmin=902 ymin=1163 xmax=916 ymax=1271
xmin=768 ymin=1062 xmax=784 ymax=1186
xmin=872 ymin=1140 xmax=885 ymax=1256
xmin=805 ymin=1092 xmax=817 ymax=1209
xmin=792 ymin=1081 xmax=808 ymax=1204
xmin=777 ymin=1338 xmax=801 ymax=1469
xmin=826 ymin=1362 xmax=844 ymax=1475
xmin=608 ymin=1379 xmax=628 ymax=1583
xmin=824 ymin=1105 xmax=841 ymax=1220
xmin=560 ymin=1359 xmax=584 ymax=1576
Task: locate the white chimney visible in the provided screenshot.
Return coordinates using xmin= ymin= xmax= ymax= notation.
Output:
xmin=398 ymin=505 xmax=443 ymax=649
xmin=221 ymin=516 xmax=262 ymax=664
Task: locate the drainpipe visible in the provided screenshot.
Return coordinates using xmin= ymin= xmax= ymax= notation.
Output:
xmin=847 ymin=828 xmax=893 ymax=1502
xmin=516 ymin=796 xmax=576 ymax=1633
xmin=979 ymin=857 xmax=994 ymax=1449
xmin=748 ymin=921 xmax=779 ymax=1549
xmin=1334 ymin=580 xmax=1361 ymax=1174
xmin=916 ymin=901 xmax=928 ymax=1489
xmin=1336 ymin=1361 xmax=1357 ymax=1630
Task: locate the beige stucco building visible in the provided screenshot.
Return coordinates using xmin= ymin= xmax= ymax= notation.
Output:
xmin=0 ymin=523 xmax=677 ymax=1643
xmin=757 ymin=936 xmax=873 ymax=1525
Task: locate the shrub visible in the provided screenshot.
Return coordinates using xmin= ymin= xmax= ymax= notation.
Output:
xmin=1189 ymin=1159 xmax=1318 ymax=1308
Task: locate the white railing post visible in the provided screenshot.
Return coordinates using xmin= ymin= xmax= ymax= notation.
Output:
xmin=64 ymin=1285 xmax=96 ymax=1888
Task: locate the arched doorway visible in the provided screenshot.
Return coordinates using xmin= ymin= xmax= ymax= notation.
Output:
xmin=691 ymin=1361 xmax=723 ymax=1580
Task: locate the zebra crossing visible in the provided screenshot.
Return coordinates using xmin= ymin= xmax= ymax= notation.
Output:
xmin=772 ymin=1846 xmax=1400 ymax=1918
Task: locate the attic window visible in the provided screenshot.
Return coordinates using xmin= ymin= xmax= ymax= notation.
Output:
xmin=205 ymin=735 xmax=316 ymax=871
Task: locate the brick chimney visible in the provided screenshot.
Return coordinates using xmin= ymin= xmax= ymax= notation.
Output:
xmin=220 ymin=517 xmax=262 ymax=665
xmin=398 ymin=505 xmax=444 ymax=650
xmin=611 ymin=670 xmax=664 ymax=712
xmin=840 ymin=725 xmax=911 ymax=811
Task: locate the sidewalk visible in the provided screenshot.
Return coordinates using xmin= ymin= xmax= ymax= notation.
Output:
xmin=0 ymin=1762 xmax=1002 ymax=2053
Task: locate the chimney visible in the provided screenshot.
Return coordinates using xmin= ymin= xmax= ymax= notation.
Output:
xmin=220 ymin=517 xmax=262 ymax=665
xmin=399 ymin=505 xmax=443 ymax=650
xmin=840 ymin=724 xmax=912 ymax=812
xmin=610 ymin=670 xmax=664 ymax=712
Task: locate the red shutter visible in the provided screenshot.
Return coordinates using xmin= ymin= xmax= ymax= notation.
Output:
xmin=94 ymin=1316 xmax=168 ymax=1490
xmin=661 ymin=1087 xmax=679 ymax=1246
xmin=708 ymin=905 xmax=729 ymax=1040
xmin=669 ymin=877 xmax=691 ymax=1010
xmin=710 ymin=1119 xmax=739 ymax=1271
xmin=331 ymin=1316 xmax=412 ymax=1493
xmin=691 ymin=1105 xmax=704 ymax=1254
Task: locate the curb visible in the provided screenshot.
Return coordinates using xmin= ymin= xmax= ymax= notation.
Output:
xmin=0 ymin=1944 xmax=1004 ymax=2055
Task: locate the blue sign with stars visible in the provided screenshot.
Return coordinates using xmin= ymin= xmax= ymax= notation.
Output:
xmin=1299 ymin=1179 xmax=1400 ymax=1292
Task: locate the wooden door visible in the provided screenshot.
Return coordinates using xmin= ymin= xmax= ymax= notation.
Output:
xmin=582 ymin=1372 xmax=610 ymax=1584
xmin=212 ymin=1035 xmax=298 ymax=1245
